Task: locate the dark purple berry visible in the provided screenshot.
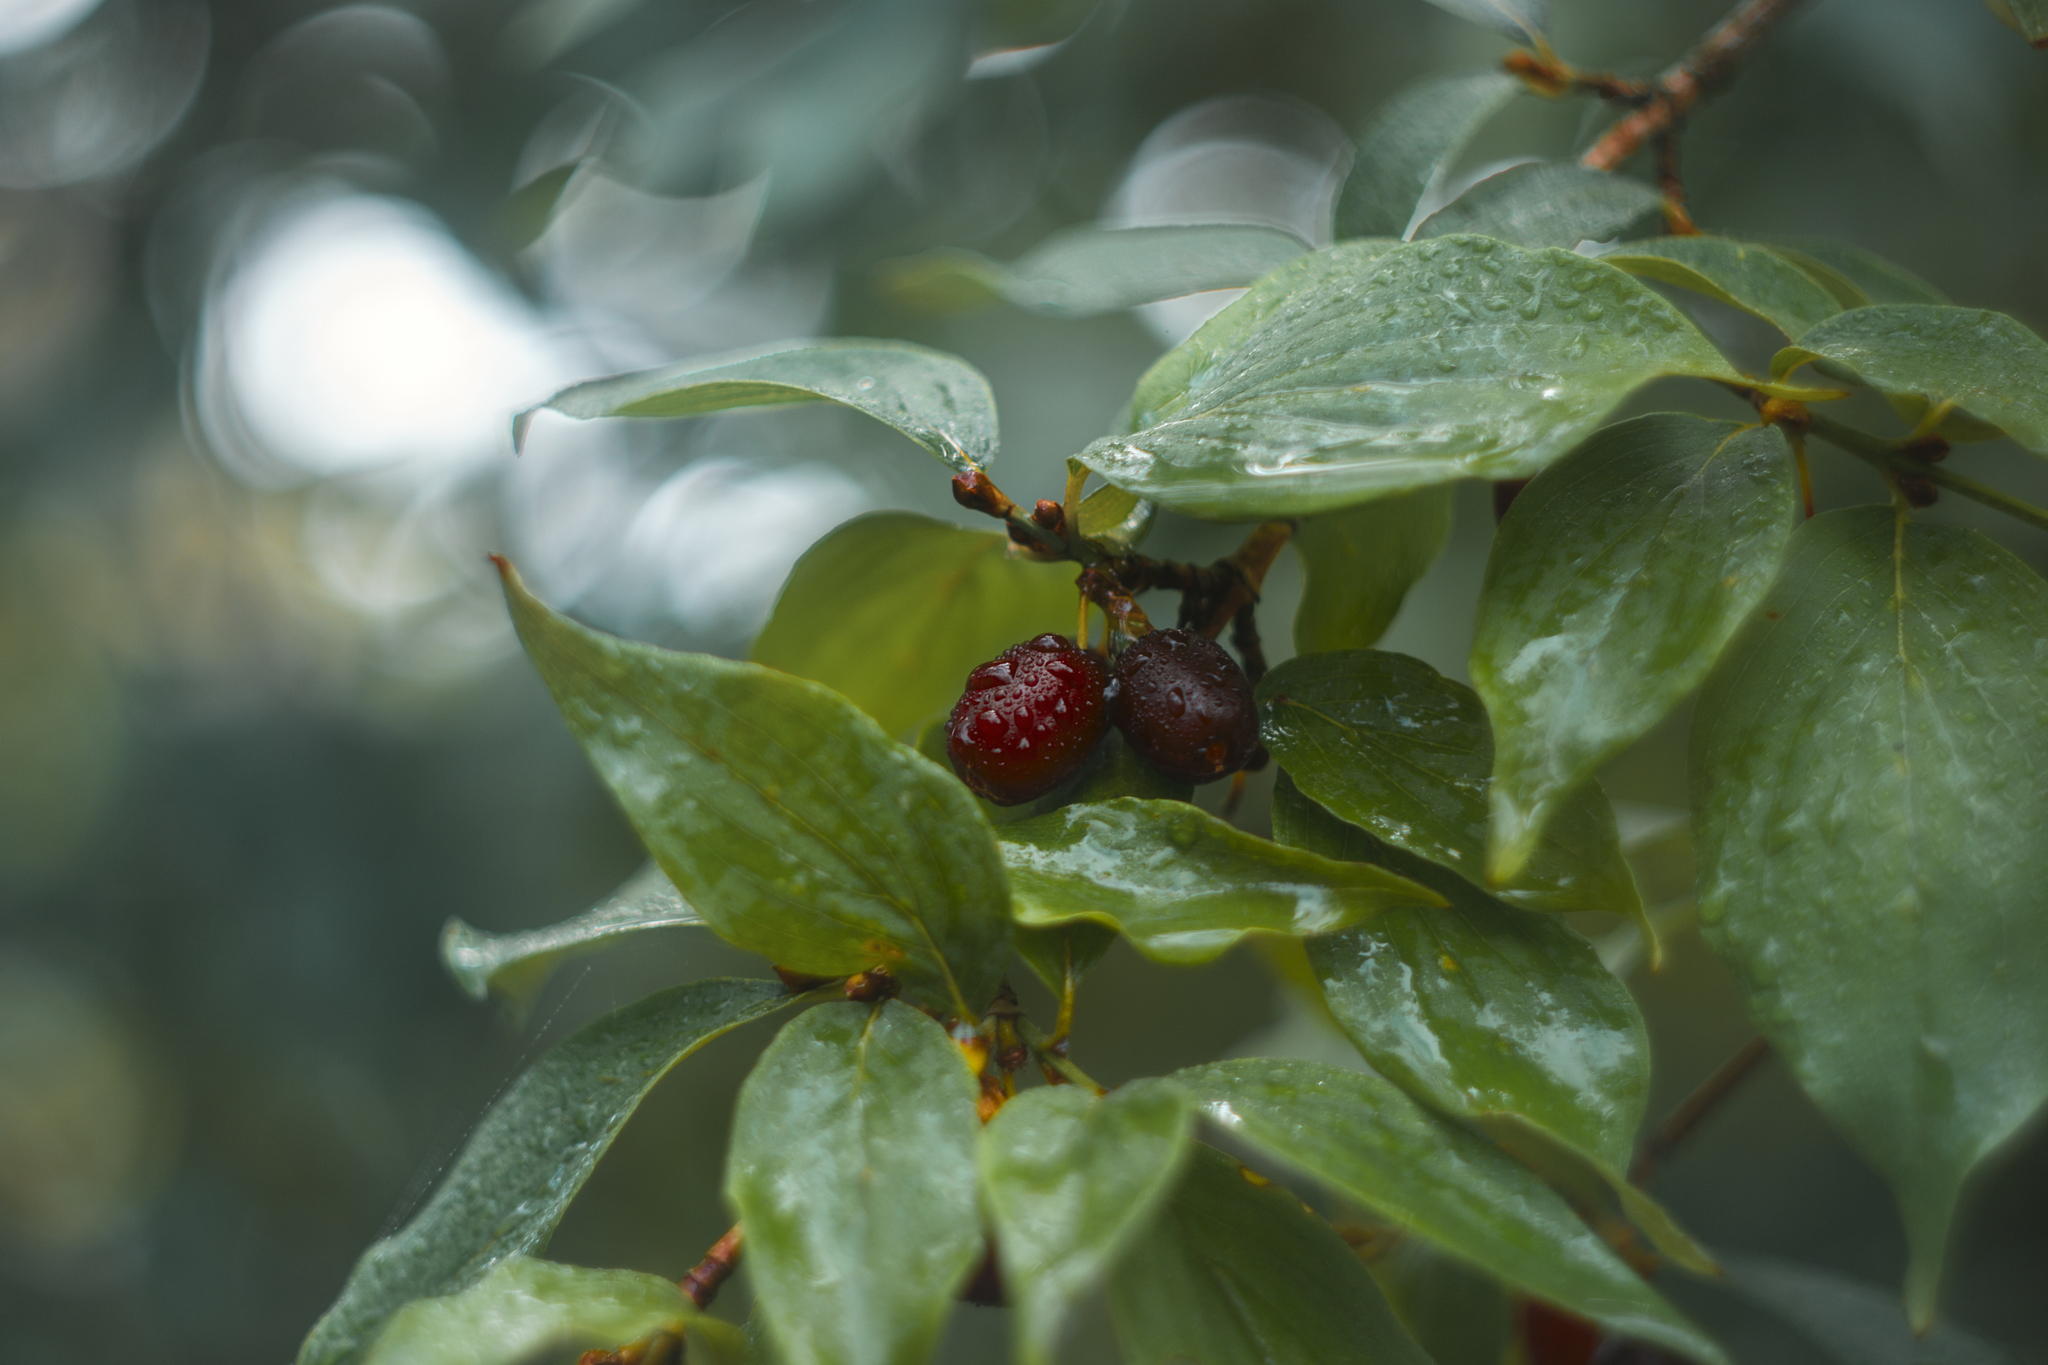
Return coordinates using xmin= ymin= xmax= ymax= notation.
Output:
xmin=1109 ymin=628 xmax=1258 ymax=785
xmin=946 ymin=634 xmax=1109 ymax=805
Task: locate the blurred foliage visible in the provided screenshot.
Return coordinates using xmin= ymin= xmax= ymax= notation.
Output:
xmin=0 ymin=0 xmax=2045 ymax=1362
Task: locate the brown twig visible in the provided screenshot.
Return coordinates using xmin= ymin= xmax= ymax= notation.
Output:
xmin=1630 ymin=1036 xmax=1772 ymax=1185
xmin=1582 ymin=0 xmax=1811 ymax=173
xmin=577 ymin=1331 xmax=681 ymax=1365
xmin=679 ymin=1224 xmax=745 ymax=1309
xmin=1654 ymin=132 xmax=1699 ymax=235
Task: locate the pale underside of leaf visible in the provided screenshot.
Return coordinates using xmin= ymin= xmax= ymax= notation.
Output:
xmin=1600 ymin=237 xmax=1841 ymax=339
xmin=440 ymin=860 xmax=701 ymax=1016
xmin=361 ymin=1257 xmax=699 ymax=1365
xmin=297 ymin=979 xmax=796 ymax=1365
xmin=1416 ymin=162 xmax=1664 ymax=250
xmin=998 ymin=796 xmax=1444 ymax=963
xmin=1417 ymin=0 xmax=1550 ymax=44
xmin=880 ymin=224 xmax=1308 ymax=317
xmin=518 ymin=337 xmax=999 ymax=473
xmin=1334 ymin=72 xmax=1523 ymax=241
xmin=1691 ymin=506 xmax=2048 ymax=1329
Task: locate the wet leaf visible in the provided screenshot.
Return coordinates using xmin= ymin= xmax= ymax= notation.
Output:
xmin=297 ymin=980 xmax=797 ymax=1365
xmin=1990 ymin=0 xmax=2048 ymax=43
xmin=1109 ymin=1144 xmax=1432 ymax=1365
xmin=517 ymin=339 xmax=999 ymax=473
xmin=440 ymin=862 xmax=701 ymax=1018
xmin=999 ymin=796 xmax=1443 ymax=964
xmin=1720 ymin=1256 xmax=2019 ymax=1365
xmin=1416 ymin=163 xmax=1664 ymax=249
xmin=1471 ymin=415 xmax=1799 ymax=880
xmin=361 ymin=1257 xmax=701 ymax=1365
xmin=727 ymin=1002 xmax=983 ymax=1365
xmin=1273 ymin=776 xmax=1709 ymax=1272
xmin=880 ymin=224 xmax=1307 ymax=317
xmin=1073 ymin=477 xmax=1156 ymax=555
xmin=1417 ymin=0 xmax=1549 ymax=43
xmin=1600 ymin=237 xmax=1841 ymax=338
xmin=1258 ymin=650 xmax=1642 ymax=920
xmin=981 ymin=1082 xmax=1196 ymax=1365
xmin=500 ymin=558 xmax=1012 ymax=1016
xmin=1177 ymin=1059 xmax=1726 ymax=1364
xmin=751 ymin=512 xmax=1077 ymax=742
xmin=1335 ymin=72 xmax=1523 ymax=241
xmin=1079 ymin=235 xmax=1814 ymax=520
xmin=1292 ymin=486 xmax=1455 ymax=654
xmin=1773 ymin=305 xmax=2048 ymax=453
xmin=1692 ymin=507 xmax=2048 ymax=1328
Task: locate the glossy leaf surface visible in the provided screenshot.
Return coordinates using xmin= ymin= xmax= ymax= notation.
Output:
xmin=1178 ymin=1060 xmax=1725 ymax=1364
xmin=1773 ymin=305 xmax=2048 ymax=452
xmin=1079 ymin=236 xmax=1780 ymax=520
xmin=501 ymin=559 xmax=1011 ymax=1015
xmin=1417 ymin=0 xmax=1548 ymax=42
xmin=361 ymin=1258 xmax=693 ymax=1365
xmin=1471 ymin=415 xmax=1799 ymax=879
xmin=1292 ymin=486 xmax=1454 ymax=654
xmin=1275 ymin=776 xmax=1647 ymax=1178
xmin=999 ymin=797 xmax=1443 ymax=964
xmin=298 ymin=980 xmax=795 ymax=1365
xmin=751 ymin=512 xmax=1077 ymax=741
xmin=1258 ymin=650 xmax=1642 ymax=919
xmin=1601 ymin=237 xmax=1840 ymax=338
xmin=1109 ymin=1144 xmax=1431 ymax=1365
xmin=1722 ymin=1256 xmax=2019 ymax=1365
xmin=440 ymin=861 xmax=701 ymax=1016
xmin=1416 ymin=163 xmax=1664 ymax=249
xmin=728 ymin=1002 xmax=983 ymax=1365
xmin=981 ymin=1081 xmax=1195 ymax=1365
xmin=1335 ymin=73 xmax=1522 ymax=240
xmin=1272 ymin=776 xmax=1705 ymax=1269
xmin=1692 ymin=507 xmax=2048 ymax=1327
xmin=519 ymin=338 xmax=998 ymax=472
xmin=880 ymin=224 xmax=1307 ymax=317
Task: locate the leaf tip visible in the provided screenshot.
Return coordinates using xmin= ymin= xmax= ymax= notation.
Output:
xmin=511 ymin=407 xmax=536 ymax=453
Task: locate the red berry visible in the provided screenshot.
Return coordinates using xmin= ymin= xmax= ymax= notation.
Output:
xmin=1108 ymin=628 xmax=1258 ymax=785
xmin=945 ymin=634 xmax=1109 ymax=806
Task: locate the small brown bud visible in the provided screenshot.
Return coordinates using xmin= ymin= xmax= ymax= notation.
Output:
xmin=951 ymin=469 xmax=1015 ymax=518
xmin=1031 ymin=499 xmax=1067 ymax=538
xmin=1897 ymin=474 xmax=1939 ymax=508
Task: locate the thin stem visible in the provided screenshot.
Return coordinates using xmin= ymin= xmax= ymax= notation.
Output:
xmin=1630 ymin=1036 xmax=1772 ymax=1185
xmin=1581 ymin=0 xmax=1811 ymax=172
xmin=1019 ymin=1017 xmax=1107 ymax=1094
xmin=1806 ymin=411 xmax=2048 ymax=534
xmin=1791 ymin=432 xmax=1814 ymax=518
xmin=679 ymin=1224 xmax=745 ymax=1310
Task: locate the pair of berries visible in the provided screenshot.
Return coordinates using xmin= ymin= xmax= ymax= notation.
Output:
xmin=944 ymin=628 xmax=1259 ymax=806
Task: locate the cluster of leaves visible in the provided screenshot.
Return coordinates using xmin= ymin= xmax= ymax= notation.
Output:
xmin=300 ymin=7 xmax=2048 ymax=1365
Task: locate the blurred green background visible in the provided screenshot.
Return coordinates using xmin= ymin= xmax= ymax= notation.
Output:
xmin=0 ymin=0 xmax=2043 ymax=1360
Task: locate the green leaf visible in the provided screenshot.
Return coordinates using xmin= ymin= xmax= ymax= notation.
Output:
xmin=297 ymin=979 xmax=797 ymax=1365
xmin=361 ymin=1257 xmax=698 ymax=1365
xmin=1599 ymin=236 xmax=1842 ymax=338
xmin=1773 ymin=305 xmax=2048 ymax=453
xmin=751 ymin=512 xmax=1078 ymax=742
xmin=998 ymin=796 xmax=1444 ymax=964
xmin=980 ymin=1081 xmax=1196 ymax=1365
xmin=880 ymin=225 xmax=1308 ymax=317
xmin=1692 ymin=507 xmax=2048 ymax=1329
xmin=1176 ymin=1059 xmax=1727 ymax=1365
xmin=1471 ymin=414 xmax=1800 ymax=880
xmin=440 ymin=861 xmax=702 ymax=1018
xmin=1109 ymin=1144 xmax=1433 ymax=1365
xmin=1417 ymin=0 xmax=1549 ymax=43
xmin=1258 ymin=650 xmax=1642 ymax=920
xmin=499 ymin=558 xmax=1012 ymax=1016
xmin=516 ymin=339 xmax=999 ymax=473
xmin=727 ymin=1002 xmax=984 ymax=1365
xmin=1992 ymin=0 xmax=2048 ymax=43
xmin=1334 ymin=73 xmax=1523 ymax=241
xmin=1720 ymin=1256 xmax=2020 ymax=1365
xmin=1079 ymin=235 xmax=1815 ymax=520
xmin=1073 ymin=475 xmax=1156 ymax=555
xmin=1768 ymin=240 xmax=1947 ymax=308
xmin=1292 ymin=486 xmax=1454 ymax=654
xmin=1366 ymin=1240 xmax=1512 ymax=1365
xmin=1416 ymin=163 xmax=1665 ymax=249
xmin=1014 ymin=922 xmax=1118 ymax=996
xmin=1273 ymin=776 xmax=1710 ymax=1272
